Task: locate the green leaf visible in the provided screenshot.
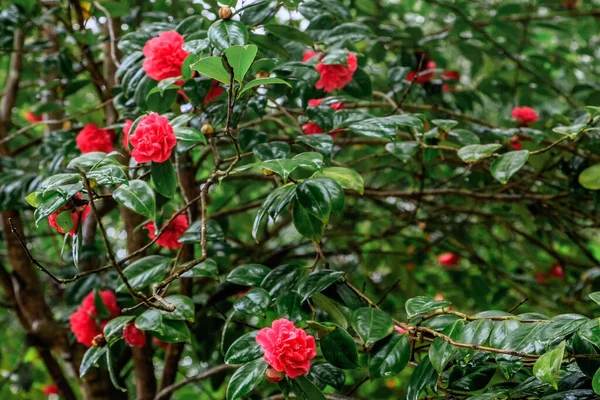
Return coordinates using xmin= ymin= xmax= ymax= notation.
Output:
xmin=533 ymin=341 xmax=566 ymax=390
xmin=162 ymin=295 xmax=195 ymax=322
xmin=223 ymin=44 xmax=258 ymax=83
xmin=208 ymin=20 xmax=249 ymax=52
xmin=113 ymin=180 xmax=156 ymax=220
xmin=405 ymin=296 xmax=452 ymax=319
xmin=261 ymin=264 xmax=306 ymax=297
xmin=579 ymin=164 xmax=600 ymax=190
xmin=238 ymin=77 xmax=291 ymax=97
xmin=226 ymin=359 xmax=267 ymax=400
xmin=234 ymin=288 xmax=270 ymax=316
xmin=173 ymin=127 xmax=207 ymax=145
xmin=490 ymin=150 xmax=529 ymax=184
xmin=103 ymin=316 xmax=135 ymax=340
xmin=312 ymin=293 xmax=348 ymax=329
xmin=593 ymin=367 xmax=600 ymax=395
xmin=253 ymin=141 xmax=290 ymax=161
xmin=342 ymin=67 xmax=372 ymax=99
xmin=151 ymin=160 xmax=177 ymax=198
xmin=298 ymin=270 xmax=345 ymax=303
xmin=296 ymin=180 xmax=332 ymax=223
xmin=311 ymin=363 xmax=345 ymax=390
xmin=386 ymin=142 xmax=420 ymax=161
xmin=80 ymin=346 xmax=108 ymax=378
xmin=590 ymin=292 xmax=600 ymax=306
xmin=265 ymin=24 xmax=313 ymax=46
xmin=291 ymin=375 xmax=326 ymax=400
xmin=429 ymin=320 xmax=464 ymax=374
xmin=459 ymin=319 xmax=494 ymax=361
xmin=227 ymin=264 xmax=270 ymax=286
xmin=296 ymin=134 xmax=333 ymax=161
xmin=225 ymin=331 xmax=263 ymax=364
xmin=261 ymin=159 xmax=299 ymax=183
xmin=180 ymin=258 xmax=219 ymax=280
xmin=313 ymin=167 xmax=364 ymax=195
xmin=191 ymin=56 xmax=231 ymax=84
xmin=67 ymin=152 xmax=118 ymax=171
xmin=135 ymin=310 xmax=191 ymax=343
xmin=293 ymin=197 xmax=326 ymax=241
xmin=55 ymin=211 xmax=74 ymax=233
xmin=351 ymin=307 xmax=394 ymax=346
xmin=457 ymin=144 xmax=502 ymax=163
xmin=349 ymin=115 xmax=423 ymax=140
xmin=448 ymin=129 xmax=480 ymax=145
xmin=406 ymin=356 xmax=438 ymax=400
xmin=106 ymin=347 xmax=126 ymax=391
xmin=323 ymin=23 xmax=371 ymax=45
xmin=252 ymin=184 xmax=296 ymax=240
xmin=117 ymin=255 xmax=171 ymax=293
xmin=25 ymin=191 xmax=42 ymax=207
xmin=293 ymin=152 xmax=324 ymax=171
xmin=368 ymin=333 xmax=411 ymax=380
xmin=276 ymin=292 xmax=306 ymax=323
xmin=553 ymin=124 xmax=586 ymax=138
xmin=432 ymin=119 xmax=459 ymax=133
xmin=179 ymin=219 xmax=225 ymax=243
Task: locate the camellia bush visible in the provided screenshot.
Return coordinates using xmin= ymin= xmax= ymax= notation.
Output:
xmin=1 ymin=0 xmax=600 ymax=399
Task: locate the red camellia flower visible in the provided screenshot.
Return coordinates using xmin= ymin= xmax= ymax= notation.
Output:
xmin=122 ymin=119 xmax=133 ymax=150
xmin=25 ymin=111 xmax=42 ymax=123
xmin=308 ymin=98 xmax=345 ymax=111
xmin=69 ymin=290 xmax=120 ymax=347
xmin=438 ymin=252 xmax=460 ymax=267
xmin=302 ymin=122 xmax=324 ymax=135
xmin=509 ymin=135 xmax=523 ymax=150
xmin=42 ymin=383 xmax=59 ymax=396
xmin=441 ymin=70 xmax=460 ymax=92
xmin=123 ymin=323 xmax=146 ymax=348
xmin=548 ymin=264 xmax=565 ymax=280
xmin=256 ymin=318 xmax=317 ymax=378
xmin=76 ymin=124 xmax=116 ymax=154
xmin=315 ymin=52 xmax=358 ymax=92
xmin=203 ymin=80 xmax=225 ymax=105
xmin=142 ymin=30 xmax=189 ymax=82
xmin=129 ymin=113 xmax=177 ymax=163
xmin=511 ymin=106 xmax=539 ymax=126
xmin=144 ymin=214 xmax=189 ymax=249
xmin=405 ymin=61 xmax=437 ymax=85
xmin=47 ymin=194 xmax=90 ymax=236
xmin=302 ymin=50 xmax=319 ymax=62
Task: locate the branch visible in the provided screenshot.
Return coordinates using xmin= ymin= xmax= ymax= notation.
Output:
xmin=153 ymin=364 xmax=238 ymax=400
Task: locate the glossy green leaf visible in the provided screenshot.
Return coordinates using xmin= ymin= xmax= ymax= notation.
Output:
xmin=180 ymin=258 xmax=219 ymax=280
xmin=80 ymin=346 xmax=108 ymax=378
xmin=320 ymin=325 xmax=359 ymax=369
xmin=457 ymin=144 xmax=502 ymax=163
xmin=291 ymin=375 xmax=326 ymax=400
xmin=298 ymin=270 xmax=345 ymax=303
xmin=239 ymin=77 xmax=291 ymax=96
xmin=490 ymin=150 xmax=529 ymax=184
xmin=351 ymin=307 xmax=394 ymax=346
xmin=406 ymin=296 xmax=452 ymax=319
xmin=208 ymin=20 xmax=249 ymax=52
xmin=265 ymin=24 xmax=313 ymax=46
xmin=368 ymin=333 xmax=411 ymax=379
xmin=191 ymin=56 xmax=231 ymax=84
xmin=533 ymin=341 xmax=566 ymax=390
xmin=117 ymin=255 xmax=171 ymax=293
xmin=310 ymin=363 xmax=345 ymax=390
xmin=233 ymin=288 xmax=270 ymax=316
xmin=406 ymin=356 xmax=438 ymax=400
xmin=103 ymin=315 xmax=135 ymax=340
xmin=429 ymin=319 xmax=464 ymax=374
xmin=579 ymin=165 xmax=600 ymax=190
xmin=113 ymin=180 xmax=156 ymax=220
xmin=223 ymin=44 xmax=258 ymax=83
xmin=227 ymin=264 xmax=270 ymax=286
xmin=313 ymin=167 xmax=364 ymax=195
xmin=225 ymin=331 xmax=263 ymax=364
xmin=226 ymin=359 xmax=267 ymax=400
xmin=276 ymin=291 xmax=306 ymax=323
xmin=151 ymin=160 xmax=177 ymax=198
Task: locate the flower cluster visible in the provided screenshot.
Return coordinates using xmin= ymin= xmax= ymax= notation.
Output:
xmin=144 ymin=214 xmax=189 ymax=249
xmin=536 ymin=265 xmax=565 ymax=284
xmin=142 ymin=30 xmax=189 ymax=82
xmin=256 ymin=319 xmax=316 ymax=379
xmin=511 ymin=106 xmax=539 ymax=126
xmin=69 ymin=290 xmax=120 ymax=347
xmin=76 ymin=124 xmax=116 ymax=154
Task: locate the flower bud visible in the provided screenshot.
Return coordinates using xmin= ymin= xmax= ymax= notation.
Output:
xmin=201 ymin=123 xmax=214 ymax=136
xmin=219 ymin=7 xmax=233 ymax=20
xmin=265 ymin=367 xmax=285 ymax=383
xmin=91 ymin=334 xmax=106 ymax=347
xmin=256 ymin=71 xmax=269 ymax=79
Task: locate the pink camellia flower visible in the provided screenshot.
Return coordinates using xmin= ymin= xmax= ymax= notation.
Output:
xmin=265 ymin=367 xmax=286 ymax=383
xmin=509 ymin=135 xmax=523 ymax=150
xmin=512 ymin=106 xmax=539 ymax=126
xmin=122 ymin=119 xmax=133 ymax=151
xmin=144 ymin=214 xmax=189 ymax=249
xmin=25 ymin=111 xmax=42 ymax=123
xmin=42 ymin=383 xmax=59 ymax=396
xmin=123 ymin=323 xmax=146 ymax=348
xmin=405 ymin=61 xmax=437 ymax=85
xmin=256 ymin=319 xmax=317 ymax=378
xmin=76 ymin=124 xmax=115 ymax=154
xmin=395 ymin=326 xmax=407 ymax=335
xmin=438 ymin=252 xmax=460 ymax=267
xmin=315 ymin=52 xmax=358 ymax=92
xmin=129 ymin=113 xmax=177 ymax=163
xmin=203 ymin=80 xmax=224 ymax=105
xmin=302 ymin=50 xmax=319 ymax=62
xmin=142 ymin=31 xmax=189 ymax=82
xmin=47 ymin=194 xmax=90 ymax=236
xmin=69 ymin=290 xmax=120 ymax=347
